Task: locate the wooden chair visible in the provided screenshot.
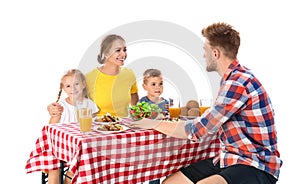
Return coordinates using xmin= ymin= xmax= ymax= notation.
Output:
xmin=41 ymin=161 xmax=71 ymax=184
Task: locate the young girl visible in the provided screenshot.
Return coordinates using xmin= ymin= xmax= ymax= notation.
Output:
xmin=47 ymin=69 xmax=98 ymax=184
xmin=49 ymin=69 xmax=99 ymax=124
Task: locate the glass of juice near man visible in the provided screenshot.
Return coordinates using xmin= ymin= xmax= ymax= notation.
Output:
xmin=169 ymin=98 xmax=181 ymax=119
xmin=199 ymin=98 xmax=212 ymax=115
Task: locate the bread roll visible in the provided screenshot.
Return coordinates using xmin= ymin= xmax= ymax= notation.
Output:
xmin=180 ymin=106 xmax=188 ymax=116
xmin=188 ymin=108 xmax=200 ymax=117
xmin=186 ymin=100 xmax=199 ymax=109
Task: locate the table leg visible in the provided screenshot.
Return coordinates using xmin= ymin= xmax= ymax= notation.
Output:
xmin=59 ymin=161 xmax=64 ymax=184
xmin=41 ymin=172 xmax=48 ymax=184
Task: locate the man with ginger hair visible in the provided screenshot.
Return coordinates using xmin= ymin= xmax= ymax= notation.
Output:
xmin=131 ymin=22 xmax=282 ymax=184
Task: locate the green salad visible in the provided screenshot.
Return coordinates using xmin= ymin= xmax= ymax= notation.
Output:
xmin=129 ymin=101 xmax=162 ymax=120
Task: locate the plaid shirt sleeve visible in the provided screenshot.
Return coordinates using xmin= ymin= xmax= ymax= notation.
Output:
xmin=186 ymin=79 xmax=249 ymax=140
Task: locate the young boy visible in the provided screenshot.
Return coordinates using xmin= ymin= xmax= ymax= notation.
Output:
xmin=139 ymin=68 xmax=169 ymax=184
xmin=139 ymin=68 xmax=169 ymax=112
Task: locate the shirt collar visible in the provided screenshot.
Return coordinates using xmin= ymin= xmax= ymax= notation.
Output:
xmin=222 ymin=60 xmax=239 ymax=82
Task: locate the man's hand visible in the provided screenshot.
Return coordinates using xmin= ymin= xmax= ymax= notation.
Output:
xmin=47 ymin=102 xmax=63 ymax=117
xmin=130 ymin=118 xmax=161 ymax=129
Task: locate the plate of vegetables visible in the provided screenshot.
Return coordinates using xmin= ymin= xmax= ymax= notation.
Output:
xmin=129 ymin=102 xmax=162 ymax=121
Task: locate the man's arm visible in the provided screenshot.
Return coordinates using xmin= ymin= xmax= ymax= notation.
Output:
xmin=131 ymin=118 xmax=188 ymax=139
xmin=154 ymin=121 xmax=188 ymax=139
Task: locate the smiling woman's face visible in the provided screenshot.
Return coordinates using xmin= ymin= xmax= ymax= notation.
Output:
xmin=105 ymin=39 xmax=127 ymax=66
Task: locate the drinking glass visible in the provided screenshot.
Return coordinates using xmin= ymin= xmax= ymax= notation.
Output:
xmin=76 ymin=99 xmax=92 ymax=134
xmin=169 ymin=98 xmax=181 ymax=119
xmin=78 ymin=107 xmax=92 ymax=134
xmin=199 ymin=98 xmax=212 ymax=115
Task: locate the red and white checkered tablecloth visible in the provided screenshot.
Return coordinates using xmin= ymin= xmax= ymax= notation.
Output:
xmin=25 ymin=118 xmax=220 ymax=184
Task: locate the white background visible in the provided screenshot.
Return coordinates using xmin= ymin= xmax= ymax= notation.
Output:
xmin=0 ymin=0 xmax=298 ymax=183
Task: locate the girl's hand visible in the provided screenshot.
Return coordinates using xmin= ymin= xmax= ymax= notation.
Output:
xmin=47 ymin=102 xmax=63 ymax=116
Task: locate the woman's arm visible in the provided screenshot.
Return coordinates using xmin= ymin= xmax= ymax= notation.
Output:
xmin=131 ymin=93 xmax=139 ymax=105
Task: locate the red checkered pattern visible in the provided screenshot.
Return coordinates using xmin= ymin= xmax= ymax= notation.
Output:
xmin=26 ymin=118 xmax=220 ymax=184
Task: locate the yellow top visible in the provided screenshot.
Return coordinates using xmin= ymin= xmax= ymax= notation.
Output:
xmin=85 ymin=67 xmax=138 ymax=117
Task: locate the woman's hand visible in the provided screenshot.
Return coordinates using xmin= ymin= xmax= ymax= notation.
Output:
xmin=130 ymin=118 xmax=161 ymax=129
xmin=47 ymin=102 xmax=63 ymax=117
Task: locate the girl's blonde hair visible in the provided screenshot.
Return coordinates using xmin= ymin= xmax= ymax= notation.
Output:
xmin=56 ymin=69 xmax=88 ymax=102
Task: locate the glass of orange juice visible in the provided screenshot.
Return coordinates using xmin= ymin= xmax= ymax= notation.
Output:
xmin=78 ymin=108 xmax=92 ymax=134
xmin=76 ymin=99 xmax=92 ymax=134
xmin=169 ymin=98 xmax=181 ymax=119
xmin=199 ymin=99 xmax=212 ymax=115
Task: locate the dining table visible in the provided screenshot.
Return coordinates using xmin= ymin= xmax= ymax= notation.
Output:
xmin=25 ymin=117 xmax=220 ymax=184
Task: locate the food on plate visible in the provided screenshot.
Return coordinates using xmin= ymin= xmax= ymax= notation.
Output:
xmin=188 ymin=108 xmax=200 ymax=117
xmin=186 ymin=100 xmax=200 ymax=109
xmin=97 ymin=123 xmax=123 ymax=131
xmin=129 ymin=101 xmax=162 ymax=120
xmin=95 ymin=113 xmax=119 ymax=122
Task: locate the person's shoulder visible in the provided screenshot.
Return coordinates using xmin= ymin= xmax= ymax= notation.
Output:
xmin=58 ymin=99 xmax=66 ymax=104
xmin=85 ymin=68 xmax=99 ymax=79
xmin=87 ymin=98 xmax=96 ymax=105
xmin=121 ymin=67 xmax=132 ymax=72
xmin=122 ymin=67 xmax=137 ymax=74
xmin=58 ymin=99 xmax=70 ymax=108
xmin=231 ymin=65 xmax=255 ymax=80
xmin=139 ymin=96 xmax=148 ymax=102
xmin=86 ymin=68 xmax=99 ymax=75
xmin=87 ymin=98 xmax=99 ymax=112
xmin=161 ymin=97 xmax=169 ymax=103
xmin=120 ymin=67 xmax=136 ymax=78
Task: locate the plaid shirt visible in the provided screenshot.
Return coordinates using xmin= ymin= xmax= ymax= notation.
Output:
xmin=186 ymin=60 xmax=282 ymax=179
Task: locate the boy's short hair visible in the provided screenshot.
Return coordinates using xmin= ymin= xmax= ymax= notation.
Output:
xmin=143 ymin=69 xmax=162 ymax=84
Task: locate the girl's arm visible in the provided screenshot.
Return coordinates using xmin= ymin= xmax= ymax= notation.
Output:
xmin=47 ymin=102 xmax=63 ymax=124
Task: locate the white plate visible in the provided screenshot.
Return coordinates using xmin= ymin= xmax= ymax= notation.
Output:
xmin=93 ymin=123 xmax=129 ymax=134
xmin=179 ymin=116 xmax=198 ymax=120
